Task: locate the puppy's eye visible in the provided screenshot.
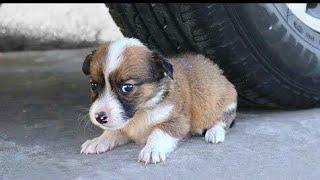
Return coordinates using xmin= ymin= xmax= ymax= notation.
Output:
xmin=90 ymin=81 xmax=98 ymax=91
xmin=121 ymin=83 xmax=133 ymax=94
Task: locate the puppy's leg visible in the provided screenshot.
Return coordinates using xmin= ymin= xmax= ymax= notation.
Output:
xmin=205 ymin=102 xmax=237 ymax=143
xmin=138 ymin=117 xmax=189 ymax=164
xmin=81 ymin=130 xmax=130 ymax=154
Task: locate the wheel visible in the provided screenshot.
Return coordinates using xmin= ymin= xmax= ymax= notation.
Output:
xmin=106 ymin=3 xmax=320 ymax=109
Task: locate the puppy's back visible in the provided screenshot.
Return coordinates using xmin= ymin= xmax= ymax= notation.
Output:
xmin=170 ymin=54 xmax=237 ymax=133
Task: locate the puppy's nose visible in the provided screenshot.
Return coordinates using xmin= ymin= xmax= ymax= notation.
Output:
xmin=95 ymin=111 xmax=108 ymax=124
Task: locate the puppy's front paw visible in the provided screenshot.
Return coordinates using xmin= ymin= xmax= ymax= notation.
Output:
xmin=81 ymin=131 xmax=129 ymax=155
xmin=138 ymin=129 xmax=178 ymax=164
xmin=205 ymin=124 xmax=226 ymax=144
xmin=138 ymin=144 xmax=167 ymax=164
xmin=80 ymin=136 xmax=115 ymax=154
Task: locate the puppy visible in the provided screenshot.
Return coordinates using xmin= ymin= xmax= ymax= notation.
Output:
xmin=80 ymin=38 xmax=237 ymax=164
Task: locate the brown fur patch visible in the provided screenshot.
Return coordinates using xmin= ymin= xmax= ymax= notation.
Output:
xmin=147 ymin=54 xmax=237 ymax=138
xmin=87 ymin=43 xmax=109 ymax=101
xmin=170 ymin=54 xmax=237 ymax=135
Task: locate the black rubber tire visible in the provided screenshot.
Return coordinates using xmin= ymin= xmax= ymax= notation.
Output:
xmin=106 ymin=3 xmax=320 ymax=109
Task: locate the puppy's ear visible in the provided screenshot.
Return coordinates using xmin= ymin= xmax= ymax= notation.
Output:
xmin=150 ymin=51 xmax=174 ymax=80
xmin=82 ymin=50 xmax=95 ymax=76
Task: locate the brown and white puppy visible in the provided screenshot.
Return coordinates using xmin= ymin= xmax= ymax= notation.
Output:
xmin=80 ymin=38 xmax=237 ymax=164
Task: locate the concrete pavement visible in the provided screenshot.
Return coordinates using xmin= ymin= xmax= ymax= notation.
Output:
xmin=0 ymin=49 xmax=320 ymax=180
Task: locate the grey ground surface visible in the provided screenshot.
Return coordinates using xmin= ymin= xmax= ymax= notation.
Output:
xmin=0 ymin=49 xmax=320 ymax=180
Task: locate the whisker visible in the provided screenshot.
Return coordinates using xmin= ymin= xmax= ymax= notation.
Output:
xmin=74 ymin=107 xmax=99 ymax=136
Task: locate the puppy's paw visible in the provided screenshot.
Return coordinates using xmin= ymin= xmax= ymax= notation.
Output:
xmin=80 ymin=136 xmax=115 ymax=154
xmin=138 ymin=144 xmax=167 ymax=164
xmin=138 ymin=129 xmax=178 ymax=165
xmin=205 ymin=124 xmax=226 ymax=144
xmin=80 ymin=131 xmax=129 ymax=155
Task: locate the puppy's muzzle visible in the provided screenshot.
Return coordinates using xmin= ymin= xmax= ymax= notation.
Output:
xmin=95 ymin=111 xmax=108 ymax=124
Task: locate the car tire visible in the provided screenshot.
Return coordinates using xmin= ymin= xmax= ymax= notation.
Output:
xmin=106 ymin=3 xmax=320 ymax=109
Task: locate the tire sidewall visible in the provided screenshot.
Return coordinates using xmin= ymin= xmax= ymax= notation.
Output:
xmin=226 ymin=4 xmax=320 ymax=95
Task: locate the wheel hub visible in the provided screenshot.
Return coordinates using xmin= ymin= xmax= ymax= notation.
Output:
xmin=286 ymin=3 xmax=320 ymax=33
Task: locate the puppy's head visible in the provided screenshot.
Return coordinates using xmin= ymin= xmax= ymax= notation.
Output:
xmin=82 ymin=38 xmax=173 ymax=130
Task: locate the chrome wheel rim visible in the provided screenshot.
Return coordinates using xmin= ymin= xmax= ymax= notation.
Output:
xmin=286 ymin=3 xmax=320 ymax=33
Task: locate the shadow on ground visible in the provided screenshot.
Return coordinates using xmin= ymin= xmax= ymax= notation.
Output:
xmin=0 ymin=50 xmax=319 ymax=180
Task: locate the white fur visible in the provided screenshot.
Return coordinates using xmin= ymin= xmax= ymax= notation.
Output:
xmin=146 ymin=104 xmax=174 ymax=124
xmin=138 ymin=129 xmax=178 ymax=164
xmin=226 ymin=102 xmax=237 ymax=112
xmin=144 ymin=87 xmax=165 ymax=108
xmin=80 ymin=130 xmax=129 ymax=154
xmin=105 ymin=38 xmax=144 ymax=74
xmin=89 ymin=90 xmax=126 ymax=130
xmin=205 ymin=122 xmax=226 ymax=143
